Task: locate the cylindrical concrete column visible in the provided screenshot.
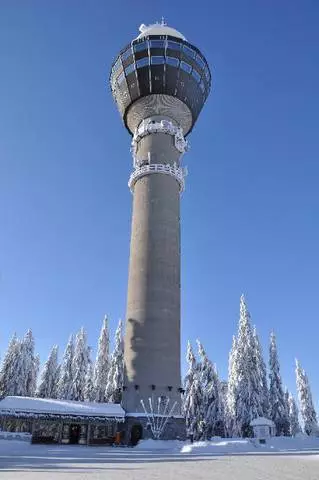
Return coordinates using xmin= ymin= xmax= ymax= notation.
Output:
xmin=123 ymin=121 xmax=183 ymax=414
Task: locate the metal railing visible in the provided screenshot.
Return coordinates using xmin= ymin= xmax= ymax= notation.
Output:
xmin=128 ymin=163 xmax=187 ymax=193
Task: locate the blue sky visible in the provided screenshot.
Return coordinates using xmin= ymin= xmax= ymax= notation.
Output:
xmin=0 ymin=1 xmax=318 ymax=404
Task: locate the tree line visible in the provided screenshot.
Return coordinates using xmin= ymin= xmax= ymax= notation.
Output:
xmin=183 ymin=295 xmax=318 ymax=439
xmin=0 ymin=295 xmax=317 ymax=439
xmin=0 ymin=317 xmax=124 ymax=404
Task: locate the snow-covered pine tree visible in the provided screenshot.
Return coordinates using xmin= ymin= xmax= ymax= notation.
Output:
xmin=105 ymin=320 xmax=124 ymax=403
xmin=84 ymin=360 xmax=95 ymax=402
xmin=288 ymin=392 xmax=301 ymax=436
xmin=71 ymin=328 xmax=89 ymax=401
xmin=233 ymin=295 xmax=264 ymax=437
xmin=197 ymin=339 xmax=224 ymax=438
xmin=93 ymin=316 xmax=110 ymax=402
xmin=226 ymin=335 xmax=238 ymax=437
xmin=183 ymin=341 xmax=203 ymax=440
xmin=58 ymin=335 xmax=74 ymax=400
xmin=0 ymin=334 xmax=22 ymax=397
xmin=295 ymin=359 xmax=318 ymax=436
xmin=36 ymin=346 xmax=59 ymax=399
xmin=20 ymin=329 xmax=38 ymax=397
xmin=268 ymin=332 xmax=289 ymax=435
xmin=252 ymin=326 xmax=269 ymax=417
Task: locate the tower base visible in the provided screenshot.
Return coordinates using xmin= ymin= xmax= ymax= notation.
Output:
xmin=121 ymin=415 xmax=186 ymax=444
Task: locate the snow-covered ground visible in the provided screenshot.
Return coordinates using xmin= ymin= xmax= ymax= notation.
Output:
xmin=0 ymin=438 xmax=318 ymax=479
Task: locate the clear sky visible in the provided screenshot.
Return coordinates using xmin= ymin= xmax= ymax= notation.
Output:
xmin=0 ymin=1 xmax=318 ymax=404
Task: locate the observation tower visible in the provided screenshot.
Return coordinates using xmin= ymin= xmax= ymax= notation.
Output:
xmin=110 ymin=21 xmax=211 ymax=439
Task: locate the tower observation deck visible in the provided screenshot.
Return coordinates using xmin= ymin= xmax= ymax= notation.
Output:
xmin=110 ymin=22 xmax=211 ymax=439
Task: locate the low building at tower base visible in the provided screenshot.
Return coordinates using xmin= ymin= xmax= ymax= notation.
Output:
xmin=0 ymin=396 xmax=186 ymax=445
xmin=0 ymin=396 xmax=125 ymax=445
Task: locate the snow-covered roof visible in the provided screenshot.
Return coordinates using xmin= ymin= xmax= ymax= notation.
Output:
xmin=250 ymin=417 xmax=275 ymax=427
xmin=136 ymin=22 xmax=186 ymax=41
xmin=0 ymin=396 xmax=125 ymax=419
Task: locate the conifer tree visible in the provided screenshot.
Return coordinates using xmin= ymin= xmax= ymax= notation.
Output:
xmin=183 ymin=341 xmax=203 ymax=439
xmin=268 ymin=332 xmax=289 ymax=435
xmin=233 ymin=296 xmax=264 ymax=436
xmin=84 ymin=354 xmax=95 ymax=402
xmin=71 ymin=328 xmax=89 ymax=401
xmin=226 ymin=335 xmax=238 ymax=436
xmin=252 ymin=326 xmax=269 ymax=416
xmin=288 ymin=392 xmax=301 ymax=436
xmin=58 ymin=335 xmax=74 ymax=400
xmin=0 ymin=334 xmax=22 ymax=397
xmin=93 ymin=316 xmax=110 ymax=402
xmin=105 ymin=320 xmax=124 ymax=403
xmin=20 ymin=329 xmax=38 ymax=397
xmin=197 ymin=340 xmax=223 ymax=437
xmin=36 ymin=346 xmax=59 ymax=399
xmin=295 ymin=360 xmax=318 ymax=435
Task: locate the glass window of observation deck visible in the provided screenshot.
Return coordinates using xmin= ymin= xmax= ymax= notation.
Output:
xmin=180 ymin=61 xmax=192 ymax=74
xmin=195 ymin=54 xmax=206 ymax=71
xmin=192 ymin=69 xmax=201 ymax=83
xmin=136 ymin=57 xmax=149 ymax=68
xmin=151 ymin=56 xmax=165 ymax=65
xmin=150 ymin=40 xmax=165 ymax=49
xmin=167 ymin=40 xmax=182 ymax=51
xmin=121 ymin=47 xmax=133 ymax=62
xmin=183 ymin=45 xmax=196 ymax=59
xmin=166 ymin=56 xmax=179 ymax=67
xmin=134 ymin=41 xmax=148 ymax=53
xmin=117 ymin=71 xmax=125 ymax=85
xmin=125 ymin=63 xmax=136 ymax=75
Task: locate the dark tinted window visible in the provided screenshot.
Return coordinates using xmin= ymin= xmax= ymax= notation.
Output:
xmin=180 ymin=61 xmax=192 ymax=74
xmin=183 ymin=45 xmax=196 ymax=59
xmin=167 ymin=40 xmax=182 ymax=51
xmin=151 ymin=56 xmax=165 ymax=65
xmin=166 ymin=56 xmax=179 ymax=67
xmin=192 ymin=69 xmax=201 ymax=83
xmin=195 ymin=55 xmax=205 ymax=70
xmin=117 ymin=72 xmax=125 ymax=85
xmin=121 ymin=47 xmax=133 ymax=61
xmin=136 ymin=57 xmax=149 ymax=68
xmin=150 ymin=40 xmax=165 ymax=49
xmin=134 ymin=41 xmax=148 ymax=53
xmin=125 ymin=64 xmax=136 ymax=75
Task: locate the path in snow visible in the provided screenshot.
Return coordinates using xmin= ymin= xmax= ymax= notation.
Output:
xmin=0 ymin=441 xmax=318 ymax=479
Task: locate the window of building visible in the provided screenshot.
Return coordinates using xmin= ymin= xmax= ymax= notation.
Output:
xmin=195 ymin=55 xmax=205 ymax=71
xmin=192 ymin=69 xmax=201 ymax=83
xmin=167 ymin=40 xmax=182 ymax=51
xmin=125 ymin=63 xmax=136 ymax=76
xmin=136 ymin=57 xmax=149 ymax=68
xmin=134 ymin=41 xmax=148 ymax=53
xmin=117 ymin=72 xmax=125 ymax=85
xmin=166 ymin=56 xmax=179 ymax=67
xmin=112 ymin=58 xmax=122 ymax=74
xmin=183 ymin=45 xmax=196 ymax=59
xmin=151 ymin=56 xmax=165 ymax=65
xmin=180 ymin=61 xmax=192 ymax=74
xmin=199 ymin=80 xmax=205 ymax=93
xmin=150 ymin=40 xmax=165 ymax=49
xmin=121 ymin=47 xmax=133 ymax=62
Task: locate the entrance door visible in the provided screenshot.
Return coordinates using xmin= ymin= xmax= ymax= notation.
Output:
xmin=69 ymin=424 xmax=81 ymax=444
xmin=130 ymin=424 xmax=143 ymax=446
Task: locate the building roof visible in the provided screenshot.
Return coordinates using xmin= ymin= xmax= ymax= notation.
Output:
xmin=136 ymin=22 xmax=186 ymax=41
xmin=250 ymin=417 xmax=275 ymax=427
xmin=0 ymin=396 xmax=125 ymax=419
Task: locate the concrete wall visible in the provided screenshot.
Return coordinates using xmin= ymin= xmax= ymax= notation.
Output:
xmin=123 ymin=114 xmax=184 ymax=415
